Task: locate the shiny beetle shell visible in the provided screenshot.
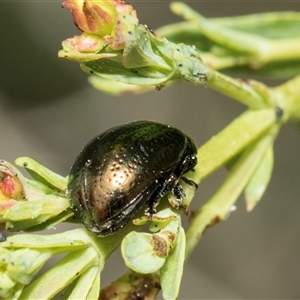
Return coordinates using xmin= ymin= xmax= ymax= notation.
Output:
xmin=67 ymin=120 xmax=197 ymax=236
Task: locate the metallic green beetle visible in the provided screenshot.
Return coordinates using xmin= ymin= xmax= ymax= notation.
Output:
xmin=67 ymin=121 xmax=197 ymax=236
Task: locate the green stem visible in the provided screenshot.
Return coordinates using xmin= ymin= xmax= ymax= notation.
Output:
xmin=188 ymin=108 xmax=276 ymax=183
xmin=273 ymin=74 xmax=300 ymax=121
xmin=207 ymin=70 xmax=272 ymax=109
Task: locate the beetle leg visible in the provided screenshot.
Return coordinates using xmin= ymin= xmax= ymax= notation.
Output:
xmin=181 ymin=176 xmax=198 ymax=189
xmin=145 ymin=205 xmax=157 ymax=217
xmin=173 ymin=183 xmax=186 ymax=201
xmin=173 ymin=154 xmax=197 ymax=177
xmin=144 ymin=174 xmax=176 ymax=217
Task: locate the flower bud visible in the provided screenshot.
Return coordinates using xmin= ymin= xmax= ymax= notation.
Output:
xmin=0 ymin=163 xmax=23 ymax=203
xmin=61 ymin=0 xmax=137 ymax=54
xmin=63 ymin=32 xmax=106 ymax=53
xmin=62 ymin=0 xmax=117 ymax=37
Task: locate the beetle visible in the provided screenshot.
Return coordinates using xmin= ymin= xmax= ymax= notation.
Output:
xmin=67 ymin=120 xmax=197 ymax=236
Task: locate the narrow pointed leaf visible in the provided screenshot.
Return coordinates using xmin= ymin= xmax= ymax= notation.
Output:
xmin=245 ymin=146 xmax=274 ymax=211
xmin=15 ymin=157 xmax=67 ymax=191
xmin=160 ymin=227 xmax=186 ymax=300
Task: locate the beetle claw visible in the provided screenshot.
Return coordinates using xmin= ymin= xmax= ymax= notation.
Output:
xmin=181 ymin=176 xmax=198 ymax=189
xmin=145 ymin=206 xmax=157 ymax=219
xmin=173 ymin=183 xmax=186 ymax=201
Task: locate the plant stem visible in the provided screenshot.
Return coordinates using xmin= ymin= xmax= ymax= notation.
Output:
xmin=207 ymin=70 xmax=272 ymax=109
xmin=273 ymin=74 xmax=300 ymax=121
xmin=188 ymin=108 xmax=276 ymax=183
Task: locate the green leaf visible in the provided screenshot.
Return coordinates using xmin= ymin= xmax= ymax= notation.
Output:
xmin=0 ymin=247 xmax=53 ymax=299
xmin=15 ymin=157 xmax=67 ymax=191
xmin=59 ymin=277 xmax=79 ymax=300
xmin=214 ymin=12 xmax=300 ymax=39
xmin=121 ymin=232 xmax=166 ymax=273
xmin=0 ymin=229 xmax=87 ymax=252
xmin=122 ymin=208 xmax=182 ymax=274
xmin=82 ymin=56 xmax=174 ymax=86
xmin=121 ymin=18 xmax=172 ymax=70
xmin=4 ymin=195 xmax=69 ymax=231
xmin=1 ymin=248 xmax=52 ymax=284
xmin=58 ymin=49 xmax=116 ymax=62
xmin=88 ymin=76 xmax=158 ymax=95
xmin=86 ymin=269 xmax=101 ymax=300
xmin=66 ymin=266 xmax=100 ymax=300
xmin=170 ymin=2 xmax=265 ymax=55
xmin=172 ymin=43 xmax=209 ymax=84
xmin=0 ymin=272 xmax=20 ymax=300
xmin=226 ymin=60 xmax=300 ymax=78
xmin=21 ymin=210 xmax=73 ymax=232
xmin=245 ymin=145 xmax=274 ymax=211
xmin=160 ymin=227 xmax=186 ymax=300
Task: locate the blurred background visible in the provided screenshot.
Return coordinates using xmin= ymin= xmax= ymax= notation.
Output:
xmin=1 ymin=0 xmax=300 ymax=298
